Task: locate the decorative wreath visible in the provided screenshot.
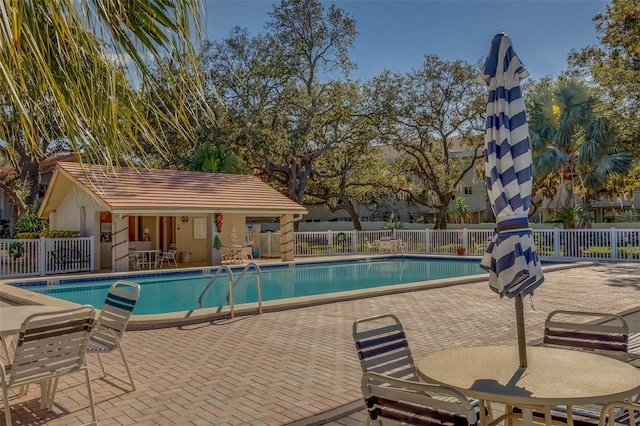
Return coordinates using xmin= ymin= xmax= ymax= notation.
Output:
xmin=9 ymin=241 xmax=25 ymax=258
xmin=181 ymin=216 xmax=189 ymax=223
xmin=215 ymin=214 xmax=223 ymax=233
xmin=336 ymin=232 xmax=346 ymax=243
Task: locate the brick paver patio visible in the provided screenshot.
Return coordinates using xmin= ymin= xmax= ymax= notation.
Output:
xmin=2 ymin=262 xmax=639 ymax=425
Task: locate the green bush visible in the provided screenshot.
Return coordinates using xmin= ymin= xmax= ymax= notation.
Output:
xmin=15 ymin=232 xmax=40 ymax=239
xmin=39 ymin=229 xmax=80 ymax=238
xmin=13 ymin=204 xmax=48 ymax=237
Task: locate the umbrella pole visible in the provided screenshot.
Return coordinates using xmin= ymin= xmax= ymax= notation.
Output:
xmin=515 ymin=294 xmax=527 ymax=367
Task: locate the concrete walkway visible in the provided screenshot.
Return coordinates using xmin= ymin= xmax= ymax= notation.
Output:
xmin=2 ymin=262 xmax=639 ymax=425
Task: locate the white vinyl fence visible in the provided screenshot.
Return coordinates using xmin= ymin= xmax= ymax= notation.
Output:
xmin=0 ymin=237 xmax=94 ymax=278
xmin=256 ymin=228 xmax=640 ymax=262
xmin=3 ymin=228 xmax=638 ymax=278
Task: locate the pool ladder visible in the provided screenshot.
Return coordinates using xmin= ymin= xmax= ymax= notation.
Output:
xmin=197 ymin=262 xmax=262 ymax=318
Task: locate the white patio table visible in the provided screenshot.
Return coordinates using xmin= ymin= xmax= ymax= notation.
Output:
xmin=417 ymin=345 xmax=640 ymax=426
xmin=131 ymin=249 xmax=161 ymax=269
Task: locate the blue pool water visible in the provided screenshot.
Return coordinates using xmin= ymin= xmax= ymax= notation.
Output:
xmin=13 ymin=258 xmax=485 ymax=315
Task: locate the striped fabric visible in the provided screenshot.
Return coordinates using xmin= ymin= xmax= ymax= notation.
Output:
xmin=476 ymin=33 xmax=544 ymax=298
xmin=352 ymin=314 xmax=419 ymax=382
xmin=86 ymin=280 xmax=140 ymax=390
xmin=88 ymin=282 xmax=138 ymax=351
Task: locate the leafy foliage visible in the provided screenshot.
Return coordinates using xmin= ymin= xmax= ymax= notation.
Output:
xmin=39 ymin=230 xmax=81 ymax=238
xmin=205 ymin=0 xmax=357 ymax=204
xmin=450 ymin=196 xmax=471 ymax=224
xmin=549 ymin=205 xmax=592 ymax=229
xmin=14 ymin=204 xmax=48 ymax=236
xmin=527 ymin=78 xmax=633 ymax=211
xmin=0 ymin=0 xmax=207 ymax=167
xmin=568 ymin=0 xmax=640 ymax=157
xmin=365 ymin=55 xmax=486 ymax=229
xmin=181 ymin=145 xmax=249 ymax=174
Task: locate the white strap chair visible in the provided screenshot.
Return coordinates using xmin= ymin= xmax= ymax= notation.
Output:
xmin=87 ymin=280 xmax=140 ymax=390
xmin=158 ymin=244 xmax=178 ymax=267
xmin=361 ymin=372 xmax=479 ymax=426
xmin=0 ymin=305 xmax=97 ymax=426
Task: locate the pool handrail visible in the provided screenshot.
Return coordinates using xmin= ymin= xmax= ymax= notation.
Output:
xmin=233 ymin=262 xmax=262 ymax=315
xmin=198 ymin=265 xmax=234 ymax=316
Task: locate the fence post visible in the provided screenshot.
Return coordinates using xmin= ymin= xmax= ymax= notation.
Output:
xmin=267 ymin=234 xmax=272 ymax=258
xmin=89 ymin=235 xmax=95 ymax=271
xmin=553 ymin=228 xmax=560 ymax=257
xmin=425 ymin=228 xmax=430 ymax=254
xmin=462 ymin=228 xmax=468 ymax=251
xmin=610 ymin=228 xmax=617 ymax=261
xmin=327 ymin=230 xmax=333 ymax=256
xmin=352 ymin=230 xmax=358 ymax=254
xmin=39 ymin=237 xmax=46 ymax=276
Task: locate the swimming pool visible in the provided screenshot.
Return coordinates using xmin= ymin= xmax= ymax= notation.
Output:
xmin=10 ymin=257 xmax=485 ymax=315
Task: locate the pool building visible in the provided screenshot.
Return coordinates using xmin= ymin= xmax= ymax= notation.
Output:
xmin=38 ymin=162 xmax=308 ymax=272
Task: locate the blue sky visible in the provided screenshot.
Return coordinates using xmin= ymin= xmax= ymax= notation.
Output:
xmin=205 ymin=0 xmax=608 ymax=81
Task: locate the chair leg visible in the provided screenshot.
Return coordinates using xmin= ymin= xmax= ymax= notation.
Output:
xmin=116 ymin=341 xmax=136 ymax=390
xmin=44 ymin=377 xmax=60 ymax=410
xmin=94 ymin=341 xmax=135 ymax=390
xmin=2 ymin=384 xmax=11 ymax=426
xmin=96 ymin=352 xmax=107 ymax=377
xmin=84 ymin=367 xmax=98 ymax=425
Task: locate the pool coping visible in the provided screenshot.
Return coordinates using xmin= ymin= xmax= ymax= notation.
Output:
xmin=0 ymin=255 xmax=588 ymax=330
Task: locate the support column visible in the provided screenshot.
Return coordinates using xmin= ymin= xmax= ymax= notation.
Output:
xmin=280 ymin=214 xmax=295 ymax=262
xmin=112 ymin=215 xmax=130 ymax=272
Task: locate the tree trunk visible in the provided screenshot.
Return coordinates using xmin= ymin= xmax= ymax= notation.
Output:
xmin=343 ymin=200 xmax=363 ymax=231
xmin=551 ymin=165 xmax=578 ymax=210
xmin=434 ymin=206 xmax=448 ymax=229
xmin=22 ymin=160 xmax=41 ymax=206
xmin=434 ymin=194 xmax=451 ymax=229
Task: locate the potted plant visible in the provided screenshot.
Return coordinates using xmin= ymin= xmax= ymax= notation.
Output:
xmin=456 ymin=245 xmax=466 ymax=256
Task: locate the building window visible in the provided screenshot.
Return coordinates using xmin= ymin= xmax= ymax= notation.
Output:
xmin=464 ymin=187 xmax=473 ymax=195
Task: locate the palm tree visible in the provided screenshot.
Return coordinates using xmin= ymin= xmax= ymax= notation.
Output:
xmin=527 ymin=78 xmax=633 ymax=214
xmin=0 ymin=1 xmax=205 ymax=165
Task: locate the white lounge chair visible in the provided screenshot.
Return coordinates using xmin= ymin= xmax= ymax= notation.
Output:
xmin=518 ymin=310 xmax=630 ymax=425
xmin=352 ymin=313 xmax=492 ymax=423
xmin=158 ymin=243 xmax=178 ymax=267
xmin=363 ymin=237 xmax=379 ymax=253
xmin=599 ymin=401 xmax=640 ymax=426
xmin=361 ymin=372 xmax=479 ymax=426
xmin=87 ymin=280 xmax=140 ymax=390
xmin=0 ymin=305 xmax=97 ymax=426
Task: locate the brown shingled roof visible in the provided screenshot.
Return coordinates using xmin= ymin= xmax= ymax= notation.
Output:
xmin=42 ymin=162 xmax=307 ymax=217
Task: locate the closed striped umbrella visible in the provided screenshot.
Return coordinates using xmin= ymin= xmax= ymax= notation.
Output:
xmin=476 ymin=33 xmax=544 ymax=367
